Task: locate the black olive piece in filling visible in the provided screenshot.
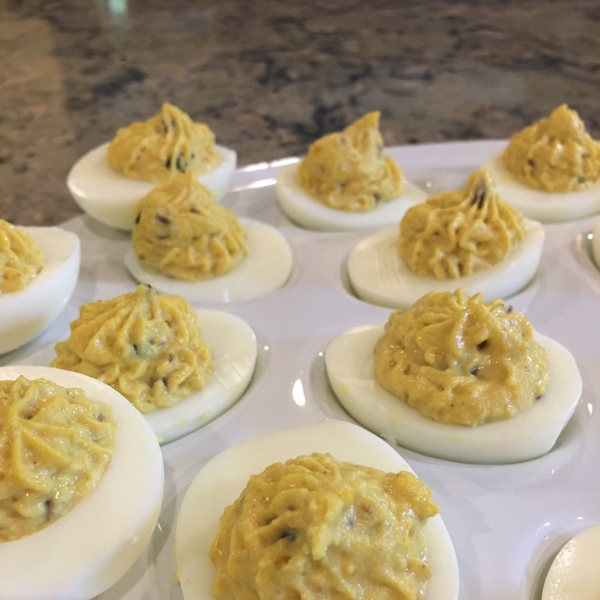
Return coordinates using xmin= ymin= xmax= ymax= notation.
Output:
xmin=279 ymin=529 xmax=297 ymax=542
xmin=472 ymin=178 xmax=486 ymax=209
xmin=156 ymin=214 xmax=171 ymax=226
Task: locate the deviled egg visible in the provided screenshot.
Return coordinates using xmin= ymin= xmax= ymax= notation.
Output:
xmin=176 ymin=420 xmax=459 ymax=600
xmin=276 ymin=112 xmax=427 ymax=231
xmin=126 ymin=220 xmax=292 ymax=303
xmin=347 ymin=169 xmax=544 ymax=309
xmin=51 ymin=285 xmax=257 ymax=444
xmin=483 ymin=105 xmax=600 ymax=223
xmin=0 ymin=220 xmax=80 ymax=355
xmin=326 ymin=291 xmax=581 ymax=464
xmin=67 ymin=103 xmax=237 ymax=231
xmin=124 ymin=172 xmax=293 ymax=303
xmin=0 ymin=364 xmax=164 ymax=600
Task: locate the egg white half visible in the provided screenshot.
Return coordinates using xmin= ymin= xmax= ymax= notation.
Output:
xmin=275 ymin=163 xmax=427 ymax=232
xmin=0 ymin=227 xmax=80 ymax=355
xmin=0 ymin=364 xmax=164 ymax=600
xmin=483 ymin=152 xmax=600 ymax=223
xmin=144 ymin=310 xmax=257 ymax=444
xmin=326 ymin=326 xmax=581 ymax=464
xmin=175 ymin=420 xmax=459 ymax=600
xmin=124 ymin=219 xmax=293 ymax=304
xmin=347 ymin=219 xmax=544 ymax=309
xmin=67 ymin=143 xmax=237 ymax=231
xmin=542 ymin=525 xmax=600 ymax=600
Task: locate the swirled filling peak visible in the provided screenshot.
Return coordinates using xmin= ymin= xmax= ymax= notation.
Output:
xmin=0 ymin=376 xmax=116 ymax=542
xmin=0 ymin=219 xmax=45 ymax=293
xmin=210 ymin=453 xmax=439 ymax=600
xmin=502 ymin=104 xmax=600 ymax=192
xmin=297 ymin=112 xmax=403 ymax=212
xmin=374 ymin=290 xmax=548 ymax=427
xmin=132 ymin=172 xmax=247 ymax=282
xmin=107 ymin=102 xmax=221 ymax=184
xmin=51 ymin=285 xmax=215 ymax=414
xmin=399 ymin=169 xmax=525 ymax=279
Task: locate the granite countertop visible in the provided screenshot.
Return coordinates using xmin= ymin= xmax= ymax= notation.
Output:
xmin=1 ymin=0 xmax=600 ymax=226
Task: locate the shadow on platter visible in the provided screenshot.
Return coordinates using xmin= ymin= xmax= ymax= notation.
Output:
xmin=82 ymin=214 xmax=132 ymax=240
xmin=308 ymin=345 xmax=357 ymax=422
xmin=224 ymin=183 xmax=291 ymax=228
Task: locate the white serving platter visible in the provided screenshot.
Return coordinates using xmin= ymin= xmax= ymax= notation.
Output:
xmin=2 ymin=139 xmax=599 ymax=600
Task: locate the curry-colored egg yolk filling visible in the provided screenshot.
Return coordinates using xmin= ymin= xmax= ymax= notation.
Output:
xmin=374 ymin=290 xmax=548 ymax=426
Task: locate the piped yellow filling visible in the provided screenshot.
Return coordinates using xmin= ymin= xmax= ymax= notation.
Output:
xmin=0 ymin=376 xmax=116 ymax=542
xmin=399 ymin=169 xmax=525 ymax=279
xmin=298 ymin=112 xmax=403 ymax=212
xmin=374 ymin=290 xmax=548 ymax=426
xmin=0 ymin=219 xmax=45 ymax=293
xmin=52 ymin=285 xmax=215 ymax=414
xmin=132 ymin=173 xmax=247 ymax=282
xmin=502 ymin=104 xmax=600 ymax=193
xmin=210 ymin=453 xmax=438 ymax=600
xmin=107 ymin=103 xmax=221 ymax=184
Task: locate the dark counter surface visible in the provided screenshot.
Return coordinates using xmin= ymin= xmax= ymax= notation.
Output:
xmin=1 ymin=0 xmax=599 ymax=225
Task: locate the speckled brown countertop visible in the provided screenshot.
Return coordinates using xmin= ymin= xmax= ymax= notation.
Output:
xmin=1 ymin=0 xmax=600 ymax=226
